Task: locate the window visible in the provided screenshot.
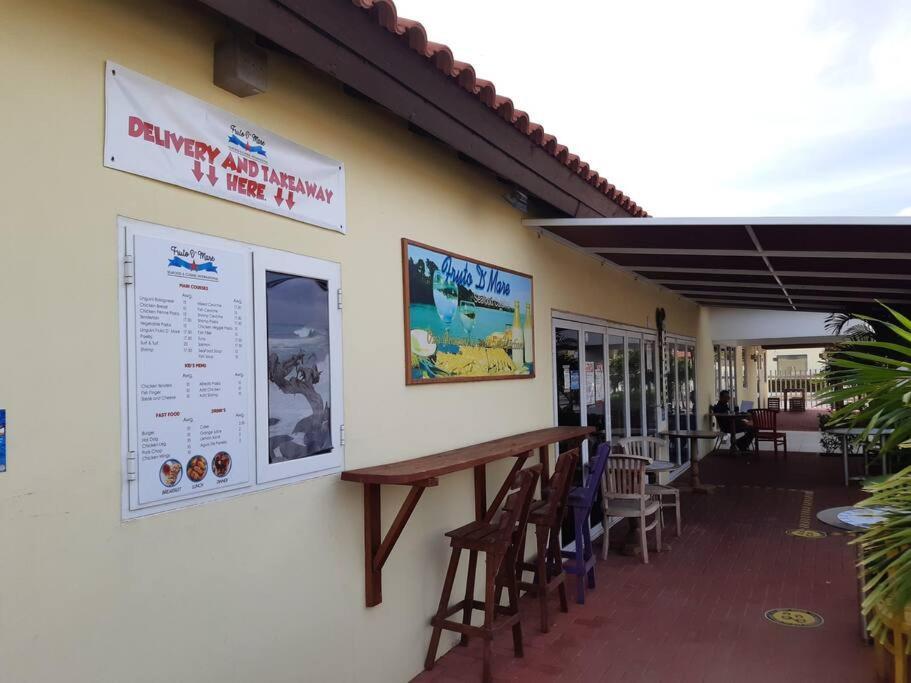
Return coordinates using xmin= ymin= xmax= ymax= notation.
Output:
xmin=742 ymin=348 xmax=748 ymax=389
xmin=120 ymin=218 xmax=344 ymax=518
xmin=713 ymin=344 xmax=736 ymax=404
xmin=775 ymin=354 xmax=808 ymax=374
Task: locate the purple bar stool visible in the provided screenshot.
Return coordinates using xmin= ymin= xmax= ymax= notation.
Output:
xmin=562 ymin=441 xmax=611 ymax=604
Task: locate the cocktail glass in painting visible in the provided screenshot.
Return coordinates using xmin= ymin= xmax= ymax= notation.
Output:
xmin=265 ymin=272 xmax=332 ymax=463
xmin=459 ymin=300 xmax=477 ymax=343
xmin=432 ymin=269 xmax=458 ymax=342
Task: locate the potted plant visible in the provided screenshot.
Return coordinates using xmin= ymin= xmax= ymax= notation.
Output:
xmin=822 ymin=304 xmax=911 ymax=680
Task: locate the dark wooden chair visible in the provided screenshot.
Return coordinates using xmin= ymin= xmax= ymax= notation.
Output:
xmin=767 ymin=397 xmax=781 ymax=410
xmin=750 ymin=408 xmax=787 ymax=458
xmin=517 ymin=448 xmax=579 ymax=633
xmin=562 ymin=442 xmax=611 ymax=604
xmin=425 ymin=465 xmax=541 ymax=683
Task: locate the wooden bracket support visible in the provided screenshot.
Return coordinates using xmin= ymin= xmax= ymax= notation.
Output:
xmin=364 ymin=478 xmax=437 ymax=607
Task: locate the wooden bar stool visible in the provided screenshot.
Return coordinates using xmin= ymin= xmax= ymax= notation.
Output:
xmin=517 ymin=448 xmax=579 ymax=633
xmin=562 ymin=442 xmax=611 ymax=604
xmin=425 ymin=465 xmax=541 ymax=683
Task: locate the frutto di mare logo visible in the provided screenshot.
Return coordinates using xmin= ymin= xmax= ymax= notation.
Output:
xmin=168 ymin=246 xmax=218 ymax=274
xmin=228 ymin=124 xmax=267 ymax=157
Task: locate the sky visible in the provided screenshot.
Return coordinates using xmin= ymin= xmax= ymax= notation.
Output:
xmin=392 ymin=0 xmax=911 ymax=217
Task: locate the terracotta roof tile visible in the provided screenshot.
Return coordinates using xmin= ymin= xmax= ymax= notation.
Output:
xmin=350 ymin=0 xmax=648 ymax=217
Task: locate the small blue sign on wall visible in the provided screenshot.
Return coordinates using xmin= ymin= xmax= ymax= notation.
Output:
xmin=0 ymin=409 xmax=6 ymax=472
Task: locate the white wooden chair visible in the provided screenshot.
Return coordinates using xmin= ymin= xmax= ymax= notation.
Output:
xmin=600 ymin=453 xmax=662 ymax=564
xmin=618 ymin=436 xmax=683 ymax=537
xmin=709 ymin=412 xmax=729 ymax=452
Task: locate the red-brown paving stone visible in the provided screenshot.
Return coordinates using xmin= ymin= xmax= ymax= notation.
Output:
xmin=412 ymin=451 xmax=873 ymax=683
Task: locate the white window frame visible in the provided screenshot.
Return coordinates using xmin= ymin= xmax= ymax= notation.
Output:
xmin=254 ymin=249 xmax=344 ymax=484
xmin=119 ymin=217 xmax=344 ymax=519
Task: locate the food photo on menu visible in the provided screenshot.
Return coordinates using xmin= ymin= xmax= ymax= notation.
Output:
xmin=212 ymin=451 xmax=232 ymax=478
xmin=159 ymin=459 xmax=182 ymax=487
xmin=265 ymin=272 xmax=333 ymax=462
xmin=187 ymin=455 xmax=208 ymax=482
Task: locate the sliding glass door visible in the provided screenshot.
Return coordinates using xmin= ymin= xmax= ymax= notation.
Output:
xmin=645 ymin=339 xmax=658 ymax=437
xmin=553 ymin=318 xmax=662 ymax=543
xmin=554 ymin=321 xmax=606 ymax=547
xmin=607 ymin=334 xmax=626 ymax=443
xmin=665 ymin=338 xmax=697 ymax=465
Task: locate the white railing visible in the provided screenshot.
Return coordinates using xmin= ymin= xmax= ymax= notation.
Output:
xmin=767 ymin=369 xmax=827 ymax=409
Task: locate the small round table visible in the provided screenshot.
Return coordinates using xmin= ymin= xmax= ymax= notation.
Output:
xmin=817 ymin=505 xmax=887 ymax=532
xmin=660 ymin=430 xmax=722 ymax=493
xmin=817 ymin=505 xmax=886 ymax=642
xmin=646 ymin=460 xmax=678 ymax=476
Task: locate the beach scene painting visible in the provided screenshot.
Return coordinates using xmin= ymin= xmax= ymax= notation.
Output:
xmin=403 ymin=239 xmax=534 ymax=384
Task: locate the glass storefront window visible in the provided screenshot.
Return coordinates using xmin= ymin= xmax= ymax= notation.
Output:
xmin=608 ymin=335 xmax=626 ymax=444
xmin=554 ymin=328 xmax=581 ymax=431
xmin=645 ymin=339 xmax=657 ymax=437
xmin=628 ymin=337 xmax=643 ymax=437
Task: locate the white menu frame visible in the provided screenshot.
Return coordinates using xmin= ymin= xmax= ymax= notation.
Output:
xmin=254 ymin=250 xmax=344 ymax=483
xmin=119 ymin=217 xmax=345 ymax=519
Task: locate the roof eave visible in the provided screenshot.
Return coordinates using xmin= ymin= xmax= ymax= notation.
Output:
xmin=196 ymin=0 xmax=644 ymax=218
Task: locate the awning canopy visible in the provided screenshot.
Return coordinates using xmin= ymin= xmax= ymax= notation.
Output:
xmin=522 ymin=217 xmax=911 ymax=313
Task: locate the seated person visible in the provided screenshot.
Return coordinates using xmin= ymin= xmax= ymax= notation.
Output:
xmin=712 ymin=390 xmax=755 ymax=452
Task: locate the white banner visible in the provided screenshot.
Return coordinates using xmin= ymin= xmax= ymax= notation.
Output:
xmin=105 ymin=62 xmax=346 ymax=232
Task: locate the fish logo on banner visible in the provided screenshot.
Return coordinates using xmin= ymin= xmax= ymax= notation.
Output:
xmin=168 ymin=257 xmax=218 ymax=273
xmin=167 ymin=246 xmax=219 ymax=276
xmin=228 ymin=124 xmax=267 ymax=157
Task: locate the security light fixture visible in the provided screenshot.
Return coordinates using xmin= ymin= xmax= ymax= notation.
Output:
xmin=214 ymin=36 xmax=268 ymax=97
xmin=504 ymin=188 xmax=529 ymax=213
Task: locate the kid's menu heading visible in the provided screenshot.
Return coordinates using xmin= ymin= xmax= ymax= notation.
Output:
xmin=105 ymin=62 xmax=346 ymax=233
xmin=132 ymin=234 xmax=255 ymax=505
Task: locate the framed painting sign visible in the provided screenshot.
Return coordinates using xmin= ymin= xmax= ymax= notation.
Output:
xmin=402 ymin=239 xmax=535 ymax=385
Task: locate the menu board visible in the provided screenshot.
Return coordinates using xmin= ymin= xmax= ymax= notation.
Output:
xmin=132 ymin=234 xmax=254 ymax=505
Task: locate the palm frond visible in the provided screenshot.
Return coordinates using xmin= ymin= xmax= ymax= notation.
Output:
xmin=825 ymin=304 xmax=911 ymax=647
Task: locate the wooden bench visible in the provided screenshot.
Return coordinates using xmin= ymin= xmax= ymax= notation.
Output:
xmin=340 ymin=426 xmax=594 ymax=607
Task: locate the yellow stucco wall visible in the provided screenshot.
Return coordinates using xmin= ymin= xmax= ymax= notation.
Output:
xmin=0 ymin=2 xmax=700 ymax=681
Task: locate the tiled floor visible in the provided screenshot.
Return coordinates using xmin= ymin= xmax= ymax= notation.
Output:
xmin=413 ymin=451 xmax=872 ymax=683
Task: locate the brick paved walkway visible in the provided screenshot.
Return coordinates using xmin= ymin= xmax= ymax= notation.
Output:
xmin=413 ymin=451 xmax=872 ymax=682
xmin=776 ymin=408 xmax=827 ymax=432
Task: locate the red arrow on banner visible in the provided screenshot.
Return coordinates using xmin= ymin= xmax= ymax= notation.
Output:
xmin=286 ymin=192 xmax=296 ymax=210
xmin=274 ymin=187 xmax=284 ymax=206
xmin=206 ymin=164 xmax=217 ymax=185
xmin=192 ymin=160 xmax=204 ymax=182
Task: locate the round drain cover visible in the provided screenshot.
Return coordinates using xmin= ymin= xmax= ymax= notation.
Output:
xmin=764 ymin=608 xmax=824 ymax=628
xmin=786 ymin=529 xmax=827 ymax=539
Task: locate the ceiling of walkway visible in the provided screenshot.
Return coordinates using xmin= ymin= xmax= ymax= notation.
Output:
xmin=523 ymin=217 xmax=911 ymax=313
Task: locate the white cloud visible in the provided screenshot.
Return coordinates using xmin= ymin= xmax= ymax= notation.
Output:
xmin=898 ymin=207 xmax=911 ymax=216
xmin=391 ymin=0 xmax=911 ymax=216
